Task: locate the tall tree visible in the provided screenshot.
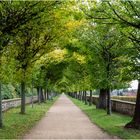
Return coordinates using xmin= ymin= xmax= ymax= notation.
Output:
xmin=0 ymin=0 xmax=58 ymax=127
xmin=82 ymin=0 xmax=140 ymax=128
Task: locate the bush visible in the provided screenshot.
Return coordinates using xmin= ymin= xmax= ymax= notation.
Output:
xmin=2 ymin=84 xmax=15 ymax=99
xmin=2 ymin=84 xmax=37 ymax=100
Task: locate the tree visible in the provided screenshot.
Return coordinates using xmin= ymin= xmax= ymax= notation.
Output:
xmin=0 ymin=1 xmax=62 ymax=117
xmin=82 ymin=0 xmax=140 ymax=128
xmin=0 ymin=1 xmax=55 ymax=127
xmin=74 ymin=20 xmax=130 ymax=114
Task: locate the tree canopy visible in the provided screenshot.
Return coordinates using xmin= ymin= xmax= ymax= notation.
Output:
xmin=0 ymin=0 xmax=140 ymax=129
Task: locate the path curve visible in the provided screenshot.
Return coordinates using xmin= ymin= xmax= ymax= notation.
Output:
xmin=23 ymin=94 xmax=114 ymax=139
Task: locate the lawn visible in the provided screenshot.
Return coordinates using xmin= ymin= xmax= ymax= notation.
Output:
xmin=0 ymin=96 xmax=59 ymax=139
xmin=70 ymin=97 xmax=140 ymax=139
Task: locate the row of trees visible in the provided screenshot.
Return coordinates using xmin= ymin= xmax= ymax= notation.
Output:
xmin=0 ymin=0 xmax=140 ymax=130
xmin=83 ymin=0 xmax=140 ymax=129
xmin=0 ymin=1 xmax=77 ymax=127
xmin=60 ymin=1 xmax=140 ymax=129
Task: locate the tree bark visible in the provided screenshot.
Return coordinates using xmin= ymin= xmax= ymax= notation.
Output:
xmin=85 ymin=91 xmax=87 ymax=105
xmin=37 ymin=87 xmax=39 ymax=102
xmin=96 ymin=89 xmax=107 ymax=109
xmin=80 ymin=91 xmax=82 ymax=100
xmin=21 ymin=81 xmax=26 ymax=114
xmin=37 ymin=87 xmax=41 ymax=104
xmin=107 ymin=89 xmax=111 ymax=115
xmin=73 ymin=92 xmax=75 ymax=98
xmin=89 ymin=90 xmax=92 ymax=106
xmin=44 ymin=88 xmax=47 ymax=101
xmin=79 ymin=91 xmax=81 ymax=100
xmin=0 ymin=83 xmax=3 ymax=128
xmin=82 ymin=91 xmax=84 ymax=102
xmin=74 ymin=92 xmax=76 ymax=98
xmin=31 ymin=80 xmax=34 ymax=108
xmin=125 ymin=80 xmax=140 ymax=129
xmin=76 ymin=92 xmax=78 ymax=99
xmin=40 ymin=87 xmax=44 ymax=102
xmin=47 ymin=89 xmax=49 ymax=100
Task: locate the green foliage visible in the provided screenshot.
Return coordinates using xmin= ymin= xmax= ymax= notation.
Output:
xmin=81 ymin=0 xmax=140 ymax=82
xmin=0 ymin=0 xmax=139 ymax=95
xmin=0 ymin=0 xmax=139 ymax=104
xmin=1 ymin=84 xmax=15 ymax=99
xmin=0 ymin=0 xmax=139 ymax=132
xmin=1 ymin=84 xmax=37 ymax=99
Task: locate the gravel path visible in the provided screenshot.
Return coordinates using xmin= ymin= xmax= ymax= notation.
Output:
xmin=23 ymin=94 xmax=115 ymax=139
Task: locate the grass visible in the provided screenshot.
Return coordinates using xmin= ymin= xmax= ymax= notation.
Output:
xmin=70 ymin=97 xmax=140 ymax=139
xmin=0 ymin=96 xmax=59 ymax=139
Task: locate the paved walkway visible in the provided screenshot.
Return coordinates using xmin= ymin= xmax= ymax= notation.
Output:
xmin=23 ymin=94 xmax=114 ymax=139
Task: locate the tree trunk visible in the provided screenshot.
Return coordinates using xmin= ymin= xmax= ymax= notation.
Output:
xmin=21 ymin=81 xmax=26 ymax=114
xmin=106 ymin=89 xmax=111 ymax=115
xmin=96 ymin=89 xmax=107 ymax=109
xmin=80 ymin=91 xmax=82 ymax=100
xmin=47 ymin=89 xmax=49 ymax=100
xmin=38 ymin=87 xmax=41 ymax=104
xmin=82 ymin=91 xmax=84 ymax=102
xmin=85 ymin=91 xmax=87 ymax=105
xmin=73 ymin=92 xmax=74 ymax=98
xmin=37 ymin=87 xmax=39 ymax=103
xmin=125 ymin=80 xmax=140 ymax=129
xmin=31 ymin=79 xmax=34 ymax=108
xmin=106 ymin=53 xmax=111 ymax=115
xmin=50 ymin=91 xmax=53 ymax=100
xmin=40 ymin=88 xmax=44 ymax=102
xmin=0 ymin=83 xmax=3 ymax=128
xmin=79 ymin=91 xmax=81 ymax=100
xmin=44 ymin=88 xmax=47 ymax=101
xmin=89 ymin=90 xmax=92 ymax=106
xmin=76 ymin=92 xmax=78 ymax=99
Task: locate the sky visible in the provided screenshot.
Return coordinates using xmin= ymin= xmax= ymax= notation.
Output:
xmin=130 ymin=80 xmax=138 ymax=89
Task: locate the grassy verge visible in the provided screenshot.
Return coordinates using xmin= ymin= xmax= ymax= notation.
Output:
xmin=0 ymin=96 xmax=59 ymax=139
xmin=70 ymin=97 xmax=140 ymax=139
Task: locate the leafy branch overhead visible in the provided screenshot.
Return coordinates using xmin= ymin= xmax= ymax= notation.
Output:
xmin=0 ymin=0 xmax=140 ymax=130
